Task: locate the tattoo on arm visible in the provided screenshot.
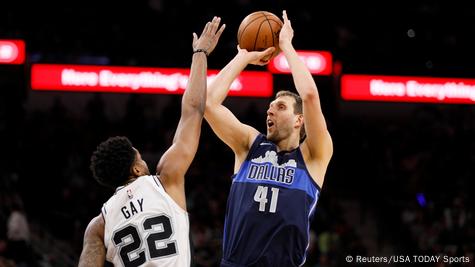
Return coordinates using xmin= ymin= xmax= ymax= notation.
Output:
xmin=78 ymin=215 xmax=106 ymax=267
xmin=78 ymin=238 xmax=106 ymax=267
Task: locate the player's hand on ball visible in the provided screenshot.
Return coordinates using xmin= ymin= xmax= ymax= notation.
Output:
xmin=237 ymin=45 xmax=276 ymax=66
xmin=193 ymin=16 xmax=226 ymax=56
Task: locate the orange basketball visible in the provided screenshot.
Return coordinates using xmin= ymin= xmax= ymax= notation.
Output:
xmin=237 ymin=11 xmax=283 ymax=61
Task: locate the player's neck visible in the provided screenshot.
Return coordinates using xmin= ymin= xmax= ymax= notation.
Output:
xmin=275 ymin=136 xmax=300 ymax=153
xmin=124 ymin=176 xmax=138 ymax=186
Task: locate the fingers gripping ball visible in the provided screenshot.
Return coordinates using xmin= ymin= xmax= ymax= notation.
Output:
xmin=237 ymin=11 xmax=283 ymax=60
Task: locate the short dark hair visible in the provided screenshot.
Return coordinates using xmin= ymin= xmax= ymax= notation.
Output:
xmin=276 ymin=90 xmax=302 ymax=114
xmin=275 ymin=90 xmax=306 ymax=141
xmin=90 ymin=136 xmax=136 ymax=188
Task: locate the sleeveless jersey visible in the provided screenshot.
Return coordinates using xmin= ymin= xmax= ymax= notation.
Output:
xmin=102 ymin=175 xmax=191 ymax=267
xmin=221 ymin=134 xmax=321 ymax=267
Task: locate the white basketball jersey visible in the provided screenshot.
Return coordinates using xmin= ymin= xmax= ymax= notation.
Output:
xmin=102 ymin=175 xmax=191 ymax=267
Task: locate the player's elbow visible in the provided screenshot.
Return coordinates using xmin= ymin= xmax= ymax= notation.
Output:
xmin=183 ymin=99 xmax=205 ymax=117
xmin=205 ymin=97 xmax=225 ymax=119
xmin=195 ymin=102 xmax=206 ymax=116
xmin=182 ymin=90 xmax=206 ymax=115
xmin=158 ymin=158 xmax=191 ymax=183
xmin=205 ymin=90 xmax=221 ymax=108
xmin=300 ymin=87 xmax=319 ymax=102
xmin=205 ymin=99 xmax=216 ymax=114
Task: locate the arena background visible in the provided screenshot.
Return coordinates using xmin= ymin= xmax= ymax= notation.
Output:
xmin=1 ymin=1 xmax=474 ymax=266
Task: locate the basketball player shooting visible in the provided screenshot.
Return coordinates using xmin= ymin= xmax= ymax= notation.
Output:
xmin=78 ymin=16 xmax=225 ymax=267
xmin=204 ymin=10 xmax=333 ymax=266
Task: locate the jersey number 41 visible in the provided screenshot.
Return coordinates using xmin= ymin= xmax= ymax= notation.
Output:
xmin=254 ymin=185 xmax=280 ymax=213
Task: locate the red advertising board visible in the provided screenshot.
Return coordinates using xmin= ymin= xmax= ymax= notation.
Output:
xmin=0 ymin=40 xmax=25 ymax=64
xmin=31 ymin=64 xmax=273 ymax=97
xmin=268 ymin=50 xmax=332 ymax=75
xmin=342 ymin=74 xmax=475 ymax=104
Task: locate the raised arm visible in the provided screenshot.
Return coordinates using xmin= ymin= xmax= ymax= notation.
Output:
xmin=156 ymin=17 xmax=224 ymax=208
xmin=78 ymin=215 xmax=105 ymax=267
xmin=279 ymin=11 xmax=333 ymax=184
xmin=204 ymin=46 xmax=274 ymax=169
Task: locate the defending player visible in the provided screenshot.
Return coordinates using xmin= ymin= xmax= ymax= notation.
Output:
xmin=78 ymin=16 xmax=225 ymax=266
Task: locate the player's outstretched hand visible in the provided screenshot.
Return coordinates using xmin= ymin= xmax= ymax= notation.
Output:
xmin=193 ymin=16 xmax=226 ymax=56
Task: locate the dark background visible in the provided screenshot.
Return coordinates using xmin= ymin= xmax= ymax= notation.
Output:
xmin=1 ymin=1 xmax=474 ymax=266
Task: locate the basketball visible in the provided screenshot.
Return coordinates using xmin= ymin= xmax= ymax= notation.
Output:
xmin=237 ymin=11 xmax=283 ymax=61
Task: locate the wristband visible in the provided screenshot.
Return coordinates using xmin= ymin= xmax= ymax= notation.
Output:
xmin=193 ymin=49 xmax=209 ymax=56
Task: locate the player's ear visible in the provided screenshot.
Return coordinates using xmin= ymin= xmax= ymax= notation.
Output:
xmin=295 ymin=114 xmax=304 ymax=128
xmin=131 ymin=164 xmax=142 ymax=177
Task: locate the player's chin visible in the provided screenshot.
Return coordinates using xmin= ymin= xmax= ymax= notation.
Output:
xmin=266 ymin=132 xmax=276 ymax=141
